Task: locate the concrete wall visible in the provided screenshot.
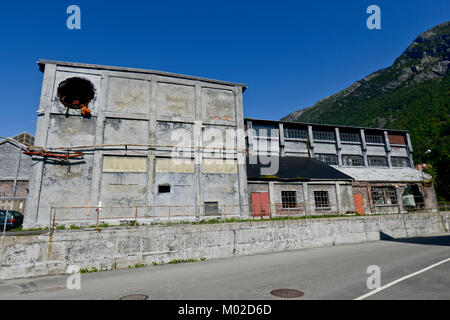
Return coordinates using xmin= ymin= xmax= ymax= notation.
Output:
xmin=0 ymin=141 xmax=32 ymax=199
xmin=25 ymin=61 xmax=248 ymax=227
xmin=1 ymin=212 xmax=448 ymax=280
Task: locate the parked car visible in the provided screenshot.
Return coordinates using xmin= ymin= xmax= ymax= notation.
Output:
xmin=0 ymin=210 xmax=24 ymax=231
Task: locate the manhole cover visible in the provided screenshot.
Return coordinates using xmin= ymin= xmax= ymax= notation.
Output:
xmin=270 ymin=289 xmax=304 ymax=298
xmin=119 ymin=294 xmax=149 ymax=300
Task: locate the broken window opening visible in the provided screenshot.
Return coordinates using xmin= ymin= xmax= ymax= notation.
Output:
xmin=158 ymin=184 xmax=171 ymax=194
xmin=57 ymin=77 xmax=95 ymax=117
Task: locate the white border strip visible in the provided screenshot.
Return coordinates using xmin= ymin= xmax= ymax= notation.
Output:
xmin=355 ymin=257 xmax=450 ymax=300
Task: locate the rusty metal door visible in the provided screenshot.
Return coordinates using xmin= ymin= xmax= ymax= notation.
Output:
xmin=251 ymin=192 xmax=270 ymax=217
xmin=353 ymin=194 xmax=365 ymax=215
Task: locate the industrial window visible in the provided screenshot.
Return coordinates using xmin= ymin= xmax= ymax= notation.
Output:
xmin=365 ymin=133 xmax=384 ymax=144
xmin=367 ymin=156 xmax=388 ymax=167
xmin=340 ymin=131 xmax=361 ymax=143
xmin=158 ymin=184 xmax=170 ymax=194
xmin=342 ymin=154 xmax=364 ymax=166
xmin=281 ymin=191 xmax=296 ymax=208
xmin=313 ymin=129 xmax=335 ymax=141
xmin=284 ymin=128 xmax=308 ymax=139
xmin=204 ymin=202 xmax=219 ymax=216
xmin=314 ymin=191 xmax=330 ymax=208
xmin=314 ymin=153 xmax=338 ymax=165
xmin=391 ymin=157 xmax=410 ymax=168
xmin=371 ymin=187 xmax=397 ymax=205
xmin=253 ymin=124 xmax=277 ymax=138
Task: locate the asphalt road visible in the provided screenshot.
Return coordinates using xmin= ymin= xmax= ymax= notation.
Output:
xmin=0 ymin=234 xmax=449 ymax=300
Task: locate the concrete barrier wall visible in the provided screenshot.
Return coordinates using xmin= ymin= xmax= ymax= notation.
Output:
xmin=1 ymin=212 xmax=449 ymax=280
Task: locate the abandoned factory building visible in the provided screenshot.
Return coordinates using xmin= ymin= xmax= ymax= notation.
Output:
xmin=246 ymin=119 xmax=437 ymax=216
xmin=20 ymin=60 xmax=437 ymax=227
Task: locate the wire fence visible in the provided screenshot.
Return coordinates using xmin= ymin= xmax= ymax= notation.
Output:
xmin=47 ymin=201 xmax=450 ymax=237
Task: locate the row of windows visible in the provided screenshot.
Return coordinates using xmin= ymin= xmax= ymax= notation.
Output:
xmin=254 ymin=126 xmax=405 ymax=147
xmin=314 ymin=154 xmax=410 ymax=167
xmin=281 ymin=188 xmax=399 ymax=210
xmin=281 ymin=191 xmax=330 ymax=209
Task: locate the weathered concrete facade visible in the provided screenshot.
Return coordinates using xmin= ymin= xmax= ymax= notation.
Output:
xmin=246 ymin=119 xmax=437 ymax=214
xmin=24 ymin=60 xmax=248 ymax=227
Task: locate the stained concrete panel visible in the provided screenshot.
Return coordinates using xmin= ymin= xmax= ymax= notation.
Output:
xmin=202 ymin=88 xmax=235 ymax=123
xmin=202 ymin=159 xmax=237 ymax=174
xmin=390 ymin=146 xmax=408 ymax=157
xmin=47 ymin=115 xmax=96 ymax=147
xmin=99 ymin=172 xmax=147 ymax=217
xmin=155 ymin=158 xmax=195 ymax=173
xmin=201 ymin=173 xmax=240 ymax=215
xmin=156 ymin=82 xmax=195 ymax=122
xmin=340 ymin=144 xmax=363 ymax=155
xmin=107 ymin=77 xmax=150 ymax=115
xmin=102 ymin=156 xmax=147 ymax=173
xmin=103 ymin=118 xmax=149 ymax=145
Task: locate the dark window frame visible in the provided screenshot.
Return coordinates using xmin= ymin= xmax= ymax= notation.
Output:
xmin=313 ymin=129 xmax=335 ymax=141
xmin=314 ymin=191 xmax=330 ymax=209
xmin=281 ymin=191 xmax=297 ymax=209
xmin=314 ymin=153 xmax=338 ymax=165
xmin=284 ymin=127 xmax=308 ymax=139
xmin=342 ymin=154 xmax=364 ymax=167
xmin=367 ymin=156 xmax=388 ymax=167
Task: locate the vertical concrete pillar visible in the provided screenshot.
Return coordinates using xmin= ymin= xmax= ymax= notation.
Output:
xmin=279 ymin=123 xmax=285 ymax=157
xmin=335 ymin=127 xmax=342 ymax=166
xmin=360 ymin=129 xmax=368 ymax=167
xmin=405 ymin=132 xmax=415 ymax=168
xmin=234 ymin=86 xmax=249 ymax=218
xmin=24 ymin=63 xmax=57 ymax=227
xmin=89 ymin=71 xmax=109 ymax=209
xmin=384 ymin=131 xmax=392 ymax=168
xmin=307 ymin=125 xmax=314 ymax=158
xmin=268 ymin=181 xmax=276 ymax=217
xmin=335 ymin=182 xmax=341 ymax=214
xmin=147 ymin=75 xmax=157 ymax=213
xmin=302 ymin=182 xmax=309 ymax=213
xmin=194 ymin=82 xmax=203 ymax=219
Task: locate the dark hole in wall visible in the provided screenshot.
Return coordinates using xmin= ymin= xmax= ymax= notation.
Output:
xmin=57 ymin=77 xmax=95 ymax=110
xmin=158 ymin=184 xmax=170 ymax=194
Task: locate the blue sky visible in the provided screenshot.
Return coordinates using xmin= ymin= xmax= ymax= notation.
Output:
xmin=0 ymin=0 xmax=448 ymax=138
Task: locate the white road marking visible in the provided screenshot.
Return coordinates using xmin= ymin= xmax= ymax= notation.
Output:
xmin=354 ymin=257 xmax=450 ymax=300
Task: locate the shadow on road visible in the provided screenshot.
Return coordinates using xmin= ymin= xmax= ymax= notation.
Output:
xmin=380 ymin=232 xmax=450 ymax=247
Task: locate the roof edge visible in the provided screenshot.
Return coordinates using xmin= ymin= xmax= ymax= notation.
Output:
xmin=38 ymin=60 xmax=247 ymax=91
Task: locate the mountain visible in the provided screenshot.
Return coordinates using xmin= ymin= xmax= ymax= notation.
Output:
xmin=282 ymin=21 xmax=450 ymax=201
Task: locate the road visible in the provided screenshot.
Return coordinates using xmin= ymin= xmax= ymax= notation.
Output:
xmin=0 ymin=234 xmax=449 ymax=300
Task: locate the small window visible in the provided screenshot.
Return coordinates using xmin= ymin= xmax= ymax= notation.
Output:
xmin=204 ymin=202 xmax=219 ymax=215
xmin=284 ymin=128 xmax=308 ymax=139
xmin=314 ymin=191 xmax=330 ymax=208
xmin=342 ymin=154 xmax=364 ymax=166
xmin=253 ymin=124 xmax=277 ymax=138
xmin=158 ymin=184 xmax=170 ymax=193
xmin=391 ymin=157 xmax=410 ymax=168
xmin=313 ymin=129 xmax=335 ymax=141
xmin=281 ymin=191 xmax=296 ymax=208
xmin=365 ymin=133 xmax=384 ymax=144
xmin=340 ymin=131 xmax=361 ymax=143
xmin=314 ymin=153 xmax=338 ymax=165
xmin=368 ymin=156 xmax=388 ymax=167
xmin=371 ymin=187 xmax=397 ymax=205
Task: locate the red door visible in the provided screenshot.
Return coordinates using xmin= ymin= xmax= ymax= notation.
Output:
xmin=353 ymin=194 xmax=365 ymax=215
xmin=251 ymin=192 xmax=270 ymax=217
